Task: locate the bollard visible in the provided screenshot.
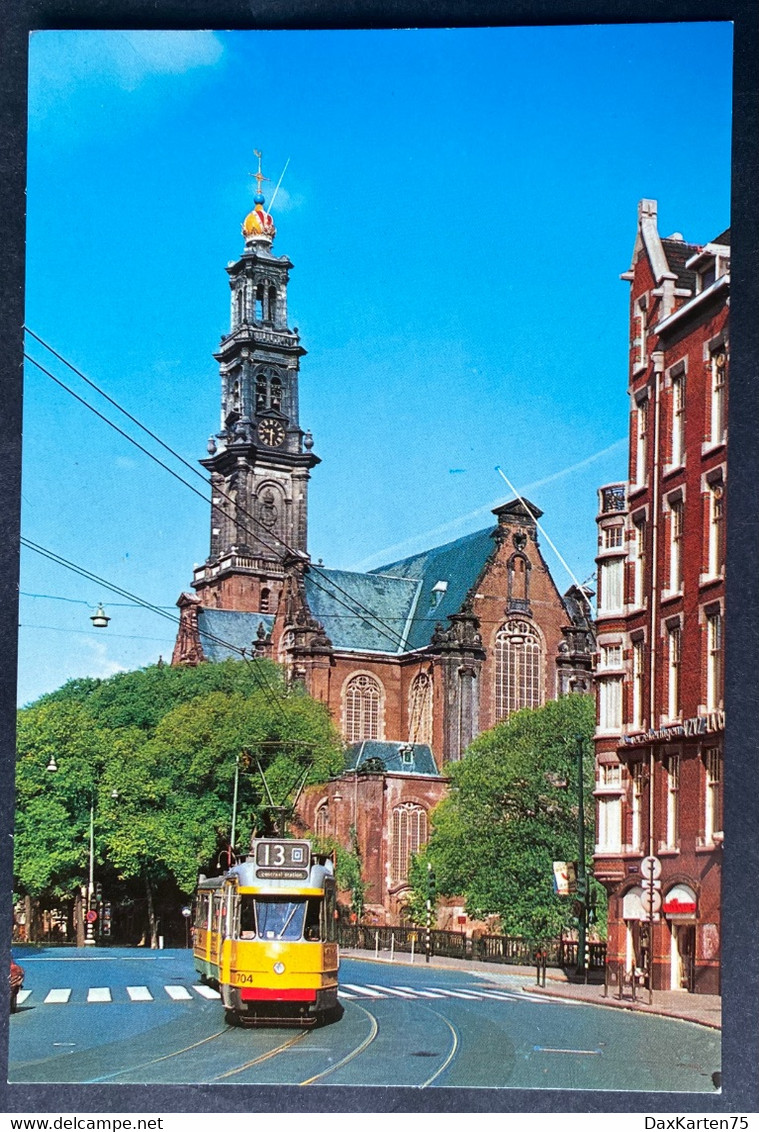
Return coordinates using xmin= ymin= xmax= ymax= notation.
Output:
xmin=390 ymin=933 xmax=395 ymax=963
xmin=410 ymin=936 xmax=415 ymax=964
xmin=374 ymin=929 xmax=380 ymax=960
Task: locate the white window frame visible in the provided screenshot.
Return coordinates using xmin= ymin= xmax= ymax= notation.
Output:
xmin=630 ymin=762 xmax=645 ymax=852
xmin=668 ymin=498 xmax=683 ymax=593
xmin=706 ymin=610 xmax=723 ymax=711
xmin=707 ymin=480 xmax=725 ymax=579
xmin=599 ymin=557 xmax=624 ymax=615
xmin=633 ymin=517 xmax=646 ymax=608
xmin=704 ymin=747 xmax=722 ymax=844
xmin=665 ymin=754 xmax=680 ymax=849
xmin=666 ymin=622 xmax=682 ymax=721
xmin=632 ymin=637 xmax=645 ymax=730
xmin=634 ymin=397 xmax=649 ymax=487
xmin=670 ymin=372 xmax=686 ymax=468
xmin=598 ymin=677 xmax=623 ymax=732
xmin=709 ymin=349 xmax=727 ymax=446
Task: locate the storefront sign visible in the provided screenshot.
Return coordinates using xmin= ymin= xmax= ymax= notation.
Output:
xmin=663 ymin=883 xmax=697 ymax=918
xmin=622 ymin=711 xmax=724 ymax=747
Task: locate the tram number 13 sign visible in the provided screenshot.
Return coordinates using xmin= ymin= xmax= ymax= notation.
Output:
xmin=254 ymin=839 xmax=311 ymax=880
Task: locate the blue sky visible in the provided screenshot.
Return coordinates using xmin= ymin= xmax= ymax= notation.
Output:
xmin=19 ymin=24 xmax=733 ymax=706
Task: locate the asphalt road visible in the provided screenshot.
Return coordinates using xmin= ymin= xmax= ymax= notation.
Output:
xmin=8 ymin=946 xmax=720 ymax=1092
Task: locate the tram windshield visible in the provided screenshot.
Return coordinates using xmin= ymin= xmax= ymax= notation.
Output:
xmin=254 ymin=898 xmax=307 ymax=941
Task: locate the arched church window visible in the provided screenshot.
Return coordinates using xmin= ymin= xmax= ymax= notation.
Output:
xmin=255 ymin=283 xmax=264 ymax=322
xmin=494 ymin=619 xmax=544 ymax=720
xmin=260 ymin=587 xmax=270 ymax=614
xmin=270 ymin=376 xmax=282 ymax=411
xmin=344 ymin=674 xmax=382 ymax=742
xmin=315 ymin=802 xmax=329 ymax=841
xmin=267 ymin=285 xmax=277 ymax=324
xmin=235 ymin=289 xmax=244 ymax=325
xmin=391 ymin=803 xmax=428 ymax=883
xmin=408 ymin=672 xmax=433 ymax=746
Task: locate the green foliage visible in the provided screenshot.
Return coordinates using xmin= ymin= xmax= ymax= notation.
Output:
xmin=14 ymin=661 xmax=344 ymax=921
xmin=416 ymin=694 xmax=604 ymax=940
xmin=311 ymin=825 xmax=365 ymax=918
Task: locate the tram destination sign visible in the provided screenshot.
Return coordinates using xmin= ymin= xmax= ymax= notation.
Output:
xmin=254 ymin=839 xmax=311 ymax=880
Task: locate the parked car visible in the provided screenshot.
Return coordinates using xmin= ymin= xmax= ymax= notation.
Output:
xmin=10 ymin=955 xmax=24 ymax=1012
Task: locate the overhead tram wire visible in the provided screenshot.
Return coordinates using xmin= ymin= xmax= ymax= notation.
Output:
xmin=19 ymin=536 xmax=291 ymax=722
xmin=24 ymin=332 xmax=409 ymax=650
xmin=24 ymin=333 xmax=413 ymax=654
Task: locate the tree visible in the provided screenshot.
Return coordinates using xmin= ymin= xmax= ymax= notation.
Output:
xmin=417 ymin=694 xmax=603 ymax=940
xmin=14 ymin=661 xmax=344 ymax=945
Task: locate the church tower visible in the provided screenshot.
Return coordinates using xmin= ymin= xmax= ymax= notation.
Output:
xmin=192 ymin=155 xmax=319 ymax=613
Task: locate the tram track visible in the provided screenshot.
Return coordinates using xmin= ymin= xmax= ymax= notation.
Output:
xmin=86 ymin=1024 xmax=234 ymax=1083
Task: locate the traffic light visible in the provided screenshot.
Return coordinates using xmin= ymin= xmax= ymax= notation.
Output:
xmin=95 ymin=882 xmax=103 ymax=903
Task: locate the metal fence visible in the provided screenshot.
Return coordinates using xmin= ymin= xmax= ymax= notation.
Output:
xmin=338 ymin=924 xmax=606 ymax=970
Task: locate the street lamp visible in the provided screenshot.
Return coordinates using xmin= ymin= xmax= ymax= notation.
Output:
xmin=46 ymin=758 xmax=117 ymax=946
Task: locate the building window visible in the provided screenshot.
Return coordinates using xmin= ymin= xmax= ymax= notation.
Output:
xmin=314 ymin=803 xmax=329 ymax=841
xmin=704 ymin=747 xmax=722 ymax=843
xmin=671 ymin=373 xmax=686 ymax=467
xmin=255 ymin=366 xmax=283 ymax=413
xmin=494 ymin=620 xmax=543 ymax=720
xmin=665 ymin=755 xmax=680 ymax=848
xmin=709 ymin=349 xmax=727 ymax=444
xmin=597 ymin=793 xmax=622 ymax=852
xmin=408 ymin=672 xmax=433 ymax=746
xmin=707 ymin=481 xmax=725 ymax=578
xmin=598 ymin=557 xmax=624 ymax=615
xmin=600 ymin=644 xmax=622 ymax=668
xmin=630 ymin=762 xmax=646 ymax=851
xmin=260 ymin=587 xmax=270 ymax=614
xmin=631 ymin=517 xmax=646 ymax=608
xmin=344 ymin=674 xmax=382 ymax=742
xmin=604 ymin=526 xmax=624 ymax=550
xmin=667 ymin=623 xmax=682 ymax=720
xmin=634 ymin=398 xmax=649 ymax=486
xmin=669 ymin=499 xmax=683 ymax=592
xmin=391 ymin=803 xmax=428 ymax=883
xmin=706 ymin=610 xmax=723 ymax=711
xmin=632 ymin=638 xmax=645 ymax=729
xmin=598 ymin=677 xmax=623 ymax=732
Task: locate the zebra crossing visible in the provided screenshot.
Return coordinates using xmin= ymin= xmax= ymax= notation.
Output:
xmin=16 ymin=980 xmax=565 ymax=1008
xmin=18 ymin=984 xmax=221 ymax=1007
xmin=337 ymin=982 xmax=556 ymax=1004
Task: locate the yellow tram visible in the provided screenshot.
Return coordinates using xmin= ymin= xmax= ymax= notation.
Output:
xmin=193 ymin=837 xmax=341 ymax=1027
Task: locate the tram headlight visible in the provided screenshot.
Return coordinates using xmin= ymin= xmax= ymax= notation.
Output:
xmin=273 ymin=961 xmax=286 ymax=975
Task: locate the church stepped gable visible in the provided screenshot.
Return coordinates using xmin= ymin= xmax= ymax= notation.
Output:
xmin=303 ymin=568 xmax=420 ymax=654
xmin=370 ymin=525 xmax=495 ymax=651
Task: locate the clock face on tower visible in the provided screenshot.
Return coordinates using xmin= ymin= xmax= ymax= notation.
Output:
xmin=258 ymin=417 xmax=286 ymax=447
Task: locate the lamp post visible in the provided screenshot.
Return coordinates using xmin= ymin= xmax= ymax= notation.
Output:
xmin=46 ymin=755 xmax=117 ymax=947
xmin=576 ymin=734 xmax=588 ymax=981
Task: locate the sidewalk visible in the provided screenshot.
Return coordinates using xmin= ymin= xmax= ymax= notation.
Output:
xmin=340 ymin=948 xmax=721 ymax=1031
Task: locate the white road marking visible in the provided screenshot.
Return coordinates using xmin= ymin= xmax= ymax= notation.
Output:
xmin=16 ymin=990 xmax=32 ymax=1004
xmin=165 ymin=985 xmax=193 ymax=1001
xmin=366 ymin=984 xmax=417 ymax=999
xmin=426 ymin=987 xmax=481 ymax=1000
xmin=337 ymin=989 xmax=358 ymax=999
xmin=192 ymin=984 xmax=221 ymax=999
xmin=393 ymin=985 xmax=447 ymax=998
xmin=470 ymin=989 xmax=519 ymax=1001
xmin=533 ymin=1045 xmax=602 ymax=1055
xmin=44 ymin=988 xmax=72 ymax=1004
xmin=341 ymin=983 xmax=386 ymax=998
xmin=126 ymin=985 xmax=153 ymax=1002
xmin=87 ymin=987 xmax=112 ymax=1003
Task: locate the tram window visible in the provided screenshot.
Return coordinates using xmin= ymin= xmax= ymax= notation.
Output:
xmin=239 ymin=896 xmax=257 ymax=939
xmin=304 ymin=898 xmax=321 ymax=941
xmin=255 ymin=899 xmax=307 ymax=941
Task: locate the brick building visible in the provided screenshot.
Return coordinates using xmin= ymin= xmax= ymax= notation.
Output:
xmin=172 ymin=173 xmax=595 ymax=922
xmin=593 ymin=200 xmax=728 ymax=994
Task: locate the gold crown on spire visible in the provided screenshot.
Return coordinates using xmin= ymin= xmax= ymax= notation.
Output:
xmin=242 ymin=149 xmax=276 ymax=243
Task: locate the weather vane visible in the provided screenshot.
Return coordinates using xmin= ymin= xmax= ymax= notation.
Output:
xmin=250 ymin=149 xmax=270 ymax=197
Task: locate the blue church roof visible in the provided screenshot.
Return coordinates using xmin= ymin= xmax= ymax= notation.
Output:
xmin=197 ymin=608 xmax=275 ymax=661
xmin=345 ymin=740 xmax=441 ymax=776
xmin=370 ymin=525 xmax=496 ymax=651
xmin=304 ymin=568 xmax=421 ymax=654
